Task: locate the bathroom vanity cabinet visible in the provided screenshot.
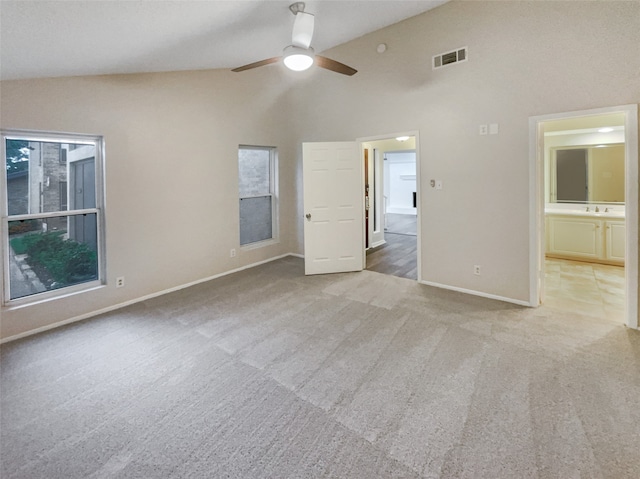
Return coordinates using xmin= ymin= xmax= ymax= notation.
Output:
xmin=605 ymin=219 xmax=625 ymax=263
xmin=546 ymin=214 xmax=625 ymax=265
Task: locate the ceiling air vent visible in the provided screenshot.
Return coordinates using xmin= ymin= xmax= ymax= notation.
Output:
xmin=433 ymin=47 xmax=468 ymax=70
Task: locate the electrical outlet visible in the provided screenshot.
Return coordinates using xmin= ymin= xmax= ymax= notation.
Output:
xmin=230 ymin=249 xmax=236 ymax=258
xmin=474 ymin=265 xmax=481 ymax=276
xmin=116 ymin=276 xmax=125 ymax=288
xmin=479 ymin=124 xmax=488 ymax=135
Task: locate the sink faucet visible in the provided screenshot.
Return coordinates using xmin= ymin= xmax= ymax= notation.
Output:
xmin=595 ymin=206 xmax=600 ymax=213
xmin=586 ymin=206 xmax=590 ymax=212
xmin=605 ymin=207 xmax=609 ymax=213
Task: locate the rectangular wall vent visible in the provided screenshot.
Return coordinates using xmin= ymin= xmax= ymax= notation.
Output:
xmin=433 ymin=47 xmax=468 ymax=70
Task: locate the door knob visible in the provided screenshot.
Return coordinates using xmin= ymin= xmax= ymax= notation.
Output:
xmin=305 ymin=213 xmax=311 ymax=221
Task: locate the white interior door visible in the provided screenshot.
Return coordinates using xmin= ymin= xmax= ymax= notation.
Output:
xmin=303 ymin=141 xmax=364 ymax=275
xmin=369 ymin=148 xmax=385 ymax=247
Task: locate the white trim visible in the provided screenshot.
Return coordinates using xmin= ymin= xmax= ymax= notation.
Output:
xmin=419 ymin=280 xmax=532 ymax=307
xmin=4 ymin=281 xmax=104 ymax=311
xmin=8 ymin=208 xmax=99 ymax=221
xmin=0 ymin=253 xmax=299 ymax=344
xmin=387 ymin=207 xmax=416 ymax=215
xmin=528 ymin=116 xmax=542 ymax=307
xmin=238 ymin=145 xmax=279 ymax=247
xmin=529 ymin=104 xmax=638 ymax=329
xmin=544 ymin=126 xmax=624 ymax=137
xmin=370 ymin=239 xmax=386 ymax=249
xmin=239 ymin=237 xmax=279 ymax=251
xmin=624 ymin=107 xmax=639 ymax=329
xmin=1 ymin=129 xmax=106 ymax=307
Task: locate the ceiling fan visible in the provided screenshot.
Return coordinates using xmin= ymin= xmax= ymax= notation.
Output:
xmin=232 ymin=2 xmax=357 ymax=76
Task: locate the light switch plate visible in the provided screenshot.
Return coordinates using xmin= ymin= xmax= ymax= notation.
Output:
xmin=489 ymin=123 xmax=499 ymax=135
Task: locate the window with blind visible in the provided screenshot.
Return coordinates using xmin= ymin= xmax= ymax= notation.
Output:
xmin=238 ymin=146 xmax=278 ymax=246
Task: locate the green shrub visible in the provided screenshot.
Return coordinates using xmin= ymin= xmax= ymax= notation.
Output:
xmin=24 ymin=232 xmax=97 ymax=284
xmin=9 ymin=232 xmax=50 ymax=255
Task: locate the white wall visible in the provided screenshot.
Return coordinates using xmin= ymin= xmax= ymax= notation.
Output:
xmin=289 ymin=0 xmax=640 ymax=303
xmin=0 ymin=69 xmax=299 ymax=340
xmin=384 ymin=151 xmax=416 ymax=215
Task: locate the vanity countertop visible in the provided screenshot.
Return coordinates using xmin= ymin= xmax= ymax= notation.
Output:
xmin=545 ymin=208 xmax=625 ymax=219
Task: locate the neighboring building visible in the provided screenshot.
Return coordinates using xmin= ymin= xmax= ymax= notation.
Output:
xmin=6 ymin=169 xmax=27 ymax=216
xmin=27 ymin=142 xmax=68 ymax=231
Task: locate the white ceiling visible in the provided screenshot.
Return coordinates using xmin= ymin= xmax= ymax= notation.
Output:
xmin=0 ymin=0 xmax=448 ymax=81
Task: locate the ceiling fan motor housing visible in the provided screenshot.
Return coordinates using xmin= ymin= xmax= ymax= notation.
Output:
xmin=292 ymin=11 xmax=315 ymax=49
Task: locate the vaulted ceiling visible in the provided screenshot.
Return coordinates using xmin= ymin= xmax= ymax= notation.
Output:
xmin=0 ymin=0 xmax=448 ymax=81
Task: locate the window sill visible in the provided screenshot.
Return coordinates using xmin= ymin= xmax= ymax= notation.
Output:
xmin=2 ymin=282 xmax=105 ymax=311
xmin=240 ymin=238 xmax=280 ymax=251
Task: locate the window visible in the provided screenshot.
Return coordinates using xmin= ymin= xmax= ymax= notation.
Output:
xmin=2 ymin=130 xmax=105 ymax=305
xmin=238 ymin=146 xmax=278 ymax=246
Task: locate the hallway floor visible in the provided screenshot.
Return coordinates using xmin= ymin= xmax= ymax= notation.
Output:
xmin=385 ymin=213 xmax=417 ymax=236
xmin=366 ymin=233 xmax=417 ymax=280
xmin=543 ymin=258 xmax=625 ymax=323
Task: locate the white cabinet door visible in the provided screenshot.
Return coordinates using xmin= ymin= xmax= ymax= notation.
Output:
xmin=605 ymin=220 xmax=625 ymax=262
xmin=547 ymin=216 xmax=601 ymax=259
xmin=303 ymin=142 xmax=364 ymax=275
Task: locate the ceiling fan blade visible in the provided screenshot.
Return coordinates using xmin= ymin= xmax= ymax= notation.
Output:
xmin=231 ymin=56 xmax=281 ymax=73
xmin=292 ymin=11 xmax=314 ymax=49
xmin=316 ymin=56 xmax=357 ymax=76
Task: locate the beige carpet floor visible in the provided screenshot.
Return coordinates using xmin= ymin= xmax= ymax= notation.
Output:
xmin=1 ymin=256 xmax=639 ymax=478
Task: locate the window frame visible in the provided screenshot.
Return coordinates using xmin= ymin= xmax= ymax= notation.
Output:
xmin=1 ymin=129 xmax=107 ymax=307
xmin=238 ymin=145 xmax=279 ymax=249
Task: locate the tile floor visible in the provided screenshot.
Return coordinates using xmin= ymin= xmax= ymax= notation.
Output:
xmin=543 ymin=257 xmax=625 ymax=323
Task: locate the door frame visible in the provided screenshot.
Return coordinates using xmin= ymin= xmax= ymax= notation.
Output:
xmin=357 ymin=131 xmax=421 ymax=282
xmin=529 ymin=104 xmax=638 ymax=329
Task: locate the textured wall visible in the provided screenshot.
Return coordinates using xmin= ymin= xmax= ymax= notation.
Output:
xmin=289 ymin=0 xmax=640 ymax=303
xmin=2 ymin=0 xmax=639 ymax=339
xmin=1 ymin=69 xmax=298 ymax=339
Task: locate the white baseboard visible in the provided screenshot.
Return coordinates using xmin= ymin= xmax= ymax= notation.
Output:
xmin=370 ymin=239 xmax=386 ymax=249
xmin=419 ymin=280 xmax=533 ymax=307
xmin=387 ymin=208 xmax=417 ymax=215
xmin=1 ymin=253 xmax=301 ymax=344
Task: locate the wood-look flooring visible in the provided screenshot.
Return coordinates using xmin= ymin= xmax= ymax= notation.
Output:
xmin=385 ymin=213 xmax=417 ymax=236
xmin=366 ymin=232 xmax=417 ymax=280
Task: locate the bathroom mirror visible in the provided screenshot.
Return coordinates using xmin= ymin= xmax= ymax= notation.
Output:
xmin=550 ymin=144 xmax=624 ymax=204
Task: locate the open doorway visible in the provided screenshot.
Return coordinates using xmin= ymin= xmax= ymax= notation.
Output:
xmin=530 ymin=105 xmax=638 ymax=329
xmin=360 ymin=134 xmax=419 ymax=281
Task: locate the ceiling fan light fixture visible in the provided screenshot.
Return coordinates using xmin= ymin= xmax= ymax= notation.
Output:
xmin=283 ymin=45 xmax=314 ymax=71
